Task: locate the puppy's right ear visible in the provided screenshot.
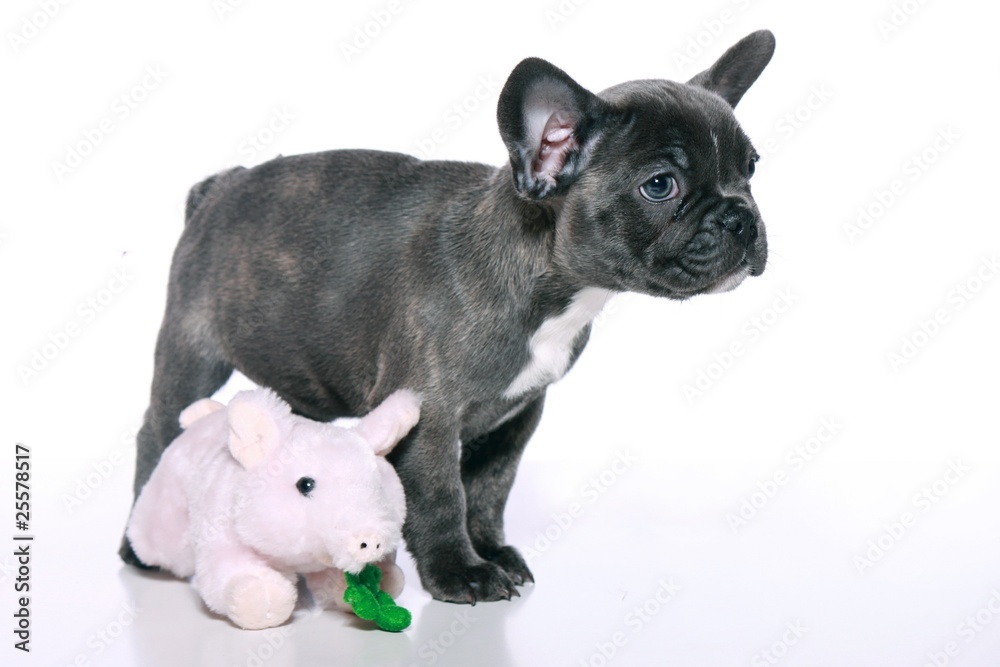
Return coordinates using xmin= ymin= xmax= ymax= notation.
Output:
xmin=687 ymin=30 xmax=775 ymax=108
xmin=497 ymin=58 xmax=609 ymax=200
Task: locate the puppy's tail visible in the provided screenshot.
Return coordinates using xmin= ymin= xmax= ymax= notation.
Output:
xmin=184 ymin=166 xmax=246 ymax=223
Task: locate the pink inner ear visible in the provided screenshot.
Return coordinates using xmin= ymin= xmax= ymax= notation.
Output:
xmin=533 ymin=112 xmax=578 ymax=184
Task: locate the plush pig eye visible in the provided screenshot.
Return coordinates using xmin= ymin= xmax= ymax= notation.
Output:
xmin=296 ymin=477 xmax=316 ymax=496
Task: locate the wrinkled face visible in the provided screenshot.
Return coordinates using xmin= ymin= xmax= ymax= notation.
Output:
xmin=232 ymin=423 xmax=406 ymax=574
xmin=557 ymin=81 xmax=766 ymax=299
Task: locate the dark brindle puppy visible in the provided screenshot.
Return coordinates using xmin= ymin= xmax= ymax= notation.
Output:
xmin=122 ymin=31 xmax=776 ymax=603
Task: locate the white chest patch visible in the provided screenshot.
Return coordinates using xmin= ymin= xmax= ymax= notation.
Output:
xmin=503 ymin=288 xmax=614 ymax=399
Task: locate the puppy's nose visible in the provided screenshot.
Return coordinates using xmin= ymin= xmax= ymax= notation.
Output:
xmin=717 ymin=205 xmax=758 ymax=246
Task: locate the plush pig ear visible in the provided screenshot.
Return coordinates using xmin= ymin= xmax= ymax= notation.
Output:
xmin=179 ymin=398 xmax=224 ymax=429
xmin=355 ymin=390 xmax=421 ymax=456
xmin=497 ymin=57 xmax=610 ymax=200
xmin=226 ymin=389 xmax=291 ymax=470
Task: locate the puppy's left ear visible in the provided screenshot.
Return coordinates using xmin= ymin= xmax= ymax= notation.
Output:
xmin=497 ymin=58 xmax=609 ymax=200
xmin=688 ymin=30 xmax=776 ymax=108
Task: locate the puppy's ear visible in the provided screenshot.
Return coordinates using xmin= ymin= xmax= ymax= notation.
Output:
xmin=688 ymin=30 xmax=775 ymax=108
xmin=497 ymin=58 xmax=609 ymax=199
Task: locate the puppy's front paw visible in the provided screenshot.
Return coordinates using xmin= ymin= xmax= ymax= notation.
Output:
xmin=224 ymin=572 xmax=297 ymax=629
xmin=476 ymin=544 xmax=534 ymax=586
xmin=420 ymin=557 xmax=520 ymax=604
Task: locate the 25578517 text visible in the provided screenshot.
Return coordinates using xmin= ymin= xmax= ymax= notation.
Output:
xmin=13 ymin=442 xmax=32 ymax=653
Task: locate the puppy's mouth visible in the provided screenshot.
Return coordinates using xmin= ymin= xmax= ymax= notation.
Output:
xmin=704 ymin=252 xmax=765 ymax=294
xmin=669 ymin=260 xmax=747 ymax=297
xmin=704 ymin=234 xmax=770 ymax=289
xmin=630 ymin=196 xmax=767 ymax=300
xmin=652 ymin=240 xmax=766 ymax=300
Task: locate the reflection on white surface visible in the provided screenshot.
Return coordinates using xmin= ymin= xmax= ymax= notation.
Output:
xmin=28 ymin=460 xmax=1000 ymax=666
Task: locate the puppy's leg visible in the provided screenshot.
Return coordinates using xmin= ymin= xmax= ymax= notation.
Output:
xmin=461 ymin=394 xmax=544 ymax=586
xmin=390 ymin=413 xmax=519 ymax=604
xmin=119 ymin=317 xmax=233 ymax=567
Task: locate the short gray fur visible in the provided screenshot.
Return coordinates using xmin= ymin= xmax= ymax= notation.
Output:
xmin=121 ymin=30 xmax=776 ymax=604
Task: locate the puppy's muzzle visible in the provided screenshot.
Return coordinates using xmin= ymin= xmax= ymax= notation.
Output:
xmin=709 ymin=200 xmax=758 ymax=248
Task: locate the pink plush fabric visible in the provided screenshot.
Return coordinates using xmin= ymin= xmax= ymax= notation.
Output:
xmin=127 ymin=388 xmax=419 ymax=629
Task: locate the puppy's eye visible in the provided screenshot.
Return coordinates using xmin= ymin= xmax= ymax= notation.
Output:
xmin=296 ymin=477 xmax=316 ymax=496
xmin=748 ymin=155 xmax=759 ymax=178
xmin=640 ymin=174 xmax=678 ymax=202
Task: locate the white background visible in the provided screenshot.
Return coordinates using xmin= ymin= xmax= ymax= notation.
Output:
xmin=3 ymin=0 xmax=999 ymax=665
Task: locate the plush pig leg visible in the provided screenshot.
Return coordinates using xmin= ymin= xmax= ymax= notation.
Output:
xmin=194 ymin=547 xmax=298 ymax=629
xmin=376 ymin=552 xmax=404 ymax=599
xmin=304 ymin=568 xmax=351 ymax=612
xmin=223 ymin=570 xmax=297 ymax=630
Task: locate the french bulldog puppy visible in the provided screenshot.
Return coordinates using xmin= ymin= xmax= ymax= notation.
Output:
xmin=122 ymin=31 xmax=776 ymax=604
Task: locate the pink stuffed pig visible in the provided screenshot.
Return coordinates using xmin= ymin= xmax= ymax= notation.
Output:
xmin=126 ymin=387 xmax=419 ymax=630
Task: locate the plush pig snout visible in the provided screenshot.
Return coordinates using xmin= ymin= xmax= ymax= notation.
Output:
xmin=324 ymin=524 xmax=402 ymax=573
xmin=347 ymin=532 xmax=389 ymax=564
